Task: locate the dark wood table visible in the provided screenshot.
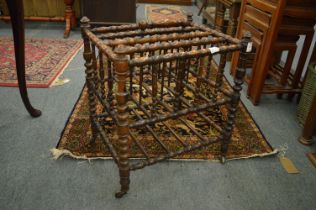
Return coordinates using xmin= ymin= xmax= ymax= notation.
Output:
xmin=4 ymin=0 xmax=41 ymax=117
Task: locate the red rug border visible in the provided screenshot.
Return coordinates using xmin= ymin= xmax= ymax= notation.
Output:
xmin=0 ymin=37 xmax=83 ymax=88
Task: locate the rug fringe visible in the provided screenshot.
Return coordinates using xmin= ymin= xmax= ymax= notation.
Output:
xmin=49 ymin=44 xmax=83 ymax=87
xmin=50 ymin=148 xmax=278 ymax=162
xmin=50 ymin=148 xmax=112 ymax=160
xmin=226 ymin=148 xmax=279 ymax=162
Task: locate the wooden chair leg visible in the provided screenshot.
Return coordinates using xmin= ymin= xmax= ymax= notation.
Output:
xmin=288 ymin=32 xmax=314 ymax=101
xmin=215 ymin=1 xmax=225 ymax=32
xmin=277 ymin=47 xmax=296 ymax=99
xmin=5 ymin=0 xmax=41 ymax=118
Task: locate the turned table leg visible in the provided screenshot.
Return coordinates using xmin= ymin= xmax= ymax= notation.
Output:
xmin=5 ymin=0 xmax=41 ymax=117
xmin=64 ymin=0 xmax=76 ymax=38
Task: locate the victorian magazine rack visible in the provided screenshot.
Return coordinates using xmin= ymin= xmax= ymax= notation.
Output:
xmin=80 ymin=15 xmax=252 ymax=198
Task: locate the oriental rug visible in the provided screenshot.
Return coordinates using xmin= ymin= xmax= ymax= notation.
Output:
xmin=53 ymin=79 xmax=276 ymax=161
xmin=0 ymin=37 xmax=82 ymax=88
xmin=145 ymin=5 xmax=187 ymax=23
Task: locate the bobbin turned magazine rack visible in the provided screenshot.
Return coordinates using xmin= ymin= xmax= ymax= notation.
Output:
xmin=80 ymin=14 xmax=252 ymax=198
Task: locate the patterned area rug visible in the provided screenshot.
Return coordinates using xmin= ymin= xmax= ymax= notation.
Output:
xmin=145 ymin=5 xmax=187 ymax=23
xmin=0 ymin=37 xmax=82 ymax=88
xmin=54 ymin=80 xmax=276 ymax=161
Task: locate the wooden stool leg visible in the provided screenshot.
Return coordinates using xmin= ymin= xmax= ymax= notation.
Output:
xmin=5 ymin=0 xmax=41 ymax=118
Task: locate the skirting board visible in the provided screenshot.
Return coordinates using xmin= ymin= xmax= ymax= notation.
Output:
xmin=138 ymin=0 xmax=192 ymax=5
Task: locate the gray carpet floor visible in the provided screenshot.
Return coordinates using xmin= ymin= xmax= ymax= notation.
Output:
xmin=0 ymin=4 xmax=315 ymax=210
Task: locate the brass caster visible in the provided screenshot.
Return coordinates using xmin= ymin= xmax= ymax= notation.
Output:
xmin=115 ymin=191 xmax=127 ymax=198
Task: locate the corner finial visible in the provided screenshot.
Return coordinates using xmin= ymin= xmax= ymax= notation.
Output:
xmin=80 ymin=16 xmax=91 ymax=29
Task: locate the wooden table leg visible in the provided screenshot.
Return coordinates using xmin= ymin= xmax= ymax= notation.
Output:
xmin=64 ymin=0 xmax=76 ymax=38
xmin=5 ymin=0 xmax=41 ymax=117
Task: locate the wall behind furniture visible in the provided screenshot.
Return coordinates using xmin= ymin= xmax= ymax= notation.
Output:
xmin=0 ymin=0 xmax=81 ymax=17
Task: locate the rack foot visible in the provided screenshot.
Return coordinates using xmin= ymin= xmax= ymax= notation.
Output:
xmin=115 ymin=191 xmax=128 ymax=198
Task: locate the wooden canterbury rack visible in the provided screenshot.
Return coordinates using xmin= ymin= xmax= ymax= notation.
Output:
xmin=80 ymin=14 xmax=251 ymax=198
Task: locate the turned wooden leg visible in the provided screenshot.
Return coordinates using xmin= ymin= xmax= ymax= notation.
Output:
xmin=221 ymin=32 xmax=251 ymax=163
xmin=64 ymin=0 xmax=76 ymax=38
xmin=114 ymin=46 xmax=131 ymax=198
xmin=5 ymin=0 xmax=41 ymax=117
xmin=81 ymin=17 xmax=98 ymax=144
